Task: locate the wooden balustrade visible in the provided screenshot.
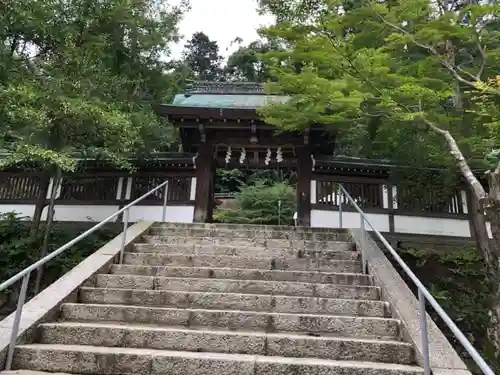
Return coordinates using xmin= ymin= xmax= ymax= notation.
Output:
xmin=0 ymin=173 xmax=193 ymax=204
xmin=315 ymin=179 xmax=467 ymax=218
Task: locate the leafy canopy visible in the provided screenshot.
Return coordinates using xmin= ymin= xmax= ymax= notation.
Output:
xmin=0 ymin=0 xmax=186 ymax=171
xmin=257 ymin=0 xmax=500 ymax=170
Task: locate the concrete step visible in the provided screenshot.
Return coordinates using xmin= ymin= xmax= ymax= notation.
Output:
xmin=149 ymin=226 xmax=351 ymax=241
xmin=122 ymin=253 xmax=362 ymax=273
xmin=131 ymin=243 xmax=358 ymax=260
xmin=0 ymin=371 xmax=77 ymax=375
xmin=142 ymin=235 xmax=352 ymax=250
xmin=94 ymin=274 xmax=380 ymax=300
xmin=12 ymin=344 xmax=424 ymax=375
xmin=152 ymin=222 xmax=344 ymax=233
xmin=38 ymin=322 xmax=414 ymax=364
xmin=110 ymin=265 xmax=373 ymax=285
xmin=79 ymin=288 xmax=390 ymax=317
xmin=60 ymin=303 xmax=402 ymax=339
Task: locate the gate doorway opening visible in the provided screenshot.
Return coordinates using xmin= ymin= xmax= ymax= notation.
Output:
xmin=213 ymin=166 xmax=297 ymax=226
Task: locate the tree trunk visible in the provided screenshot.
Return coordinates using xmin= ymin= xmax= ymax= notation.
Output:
xmin=429 ymin=123 xmax=500 ymax=360
xmin=30 ymin=173 xmax=51 ymax=235
xmin=483 ymin=167 xmax=500 ymax=360
xmin=469 ymin=190 xmax=497 ymax=275
xmin=33 ymin=168 xmax=61 ymax=295
xmin=488 ymin=282 xmax=500 ymax=361
xmin=486 ymin=166 xmax=500 ymax=254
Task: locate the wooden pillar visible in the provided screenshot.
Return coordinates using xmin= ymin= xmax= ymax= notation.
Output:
xmin=387 ymin=184 xmax=396 ymax=233
xmin=194 ymin=143 xmax=215 ymax=223
xmin=296 ymin=147 xmax=312 ymax=227
xmin=207 ymin=161 xmax=216 ymax=222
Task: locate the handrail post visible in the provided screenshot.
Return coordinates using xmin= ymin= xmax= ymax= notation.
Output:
xmin=322 ymin=185 xmax=495 ymax=375
xmin=5 ymin=273 xmax=30 ymax=370
xmin=162 ymin=181 xmax=169 ymax=222
xmin=119 ymin=208 xmax=130 ymax=264
xmin=360 ymin=214 xmax=367 ymax=274
xmin=418 ymin=289 xmax=431 ymax=375
xmin=338 ymin=184 xmax=343 ymax=229
xmin=278 ymin=200 xmax=282 ymax=226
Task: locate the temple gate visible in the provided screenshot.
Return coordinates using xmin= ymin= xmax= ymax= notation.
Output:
xmin=154 ymin=81 xmax=336 ymax=226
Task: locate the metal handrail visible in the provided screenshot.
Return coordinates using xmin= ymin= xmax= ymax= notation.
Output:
xmin=337 ymin=184 xmax=494 ymax=375
xmin=0 ymin=179 xmax=169 ymax=370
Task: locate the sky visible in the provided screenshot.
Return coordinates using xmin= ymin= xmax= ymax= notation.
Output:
xmin=169 ymin=0 xmax=274 ymax=60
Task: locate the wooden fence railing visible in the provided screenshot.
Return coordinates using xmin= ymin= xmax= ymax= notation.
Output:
xmin=0 ymin=173 xmax=193 ymax=204
xmin=315 ymin=179 xmax=467 ymax=218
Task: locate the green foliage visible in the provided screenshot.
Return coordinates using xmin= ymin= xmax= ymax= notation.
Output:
xmin=257 ymin=0 xmax=500 ymax=170
xmin=0 ymin=212 xmax=119 ymax=313
xmin=395 ymin=246 xmax=496 ymax=372
xmin=182 ymin=32 xmax=223 ymax=81
xmin=214 ymin=181 xmax=296 ymax=225
xmin=0 ymin=0 xmax=186 ymax=171
xmin=215 ymin=168 xmax=296 ymax=194
xmin=216 ymin=169 xmax=246 ymax=194
xmin=225 ymin=40 xmax=282 ymax=82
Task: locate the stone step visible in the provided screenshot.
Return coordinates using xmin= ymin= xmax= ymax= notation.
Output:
xmin=149 ymin=226 xmax=351 ymax=241
xmin=142 ymin=235 xmax=351 ymax=250
xmin=0 ymin=371 xmax=77 ymax=375
xmin=110 ymin=265 xmax=373 ymax=285
xmin=152 ymin=222 xmax=342 ymax=232
xmin=12 ymin=344 xmax=424 ymax=375
xmin=60 ymin=303 xmax=402 ymax=340
xmin=122 ymin=253 xmax=362 ymax=273
xmin=79 ymin=288 xmax=390 ymax=317
xmin=131 ymin=243 xmax=358 ymax=259
xmin=94 ymin=274 xmax=380 ymax=300
xmin=37 ymin=322 xmax=414 ymax=364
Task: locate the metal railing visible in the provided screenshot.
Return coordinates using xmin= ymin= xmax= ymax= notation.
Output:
xmin=0 ymin=180 xmax=170 ymax=371
xmin=337 ymin=184 xmax=494 ymax=375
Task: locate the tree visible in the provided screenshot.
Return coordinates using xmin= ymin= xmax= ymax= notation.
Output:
xmin=225 ymin=40 xmax=280 ymax=82
xmin=214 ymin=180 xmax=296 ymax=225
xmin=0 ymin=0 xmax=186 ymax=295
xmin=0 ymin=0 xmax=186 ymax=230
xmin=258 ymin=0 xmax=500 ymax=365
xmin=182 ymin=32 xmax=223 ymax=81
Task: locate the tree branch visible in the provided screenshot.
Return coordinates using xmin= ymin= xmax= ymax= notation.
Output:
xmin=318 ymin=28 xmax=384 ymax=96
xmin=473 ymin=30 xmax=487 ymax=81
xmin=368 ymin=2 xmax=495 ymax=93
xmin=423 ymin=118 xmax=487 ymax=200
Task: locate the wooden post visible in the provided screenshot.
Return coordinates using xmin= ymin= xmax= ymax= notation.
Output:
xmin=296 ymin=147 xmax=312 ymax=227
xmin=387 ymin=183 xmax=396 ymax=233
xmin=207 ymin=161 xmax=216 ymax=222
xmin=194 ymin=143 xmax=215 ymax=223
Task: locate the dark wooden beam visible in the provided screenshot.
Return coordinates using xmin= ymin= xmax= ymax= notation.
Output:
xmin=296 ymin=147 xmax=312 ymax=227
xmin=154 ymin=105 xmax=259 ymax=121
xmin=193 ymin=143 xmax=215 ymax=223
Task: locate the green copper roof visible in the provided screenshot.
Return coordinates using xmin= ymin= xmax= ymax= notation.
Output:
xmin=171 ymin=93 xmax=289 ymax=109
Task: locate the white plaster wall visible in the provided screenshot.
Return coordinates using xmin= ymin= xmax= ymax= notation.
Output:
xmin=48 ymin=205 xmax=120 ymax=222
xmin=0 ymin=204 xmax=195 ymax=223
xmin=0 ymin=205 xmax=121 ymax=222
xmin=190 ymin=178 xmax=197 ymax=201
xmin=310 ymin=180 xmax=317 ymax=204
xmin=486 ymin=222 xmax=493 ymax=239
xmin=0 ymin=204 xmax=37 ymax=220
xmin=394 ymin=215 xmax=471 ymax=237
xmin=128 ymin=205 xmax=194 ymax=223
xmin=311 ymin=208 xmax=474 ymax=238
xmin=311 ymin=209 xmax=390 ymax=232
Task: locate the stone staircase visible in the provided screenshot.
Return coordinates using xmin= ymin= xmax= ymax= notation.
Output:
xmin=8 ymin=223 xmax=424 ymax=374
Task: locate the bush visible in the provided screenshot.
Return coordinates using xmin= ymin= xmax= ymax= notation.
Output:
xmin=394 ymin=246 xmax=496 ymax=373
xmin=0 ymin=212 xmax=119 ymax=316
xmin=214 ymin=180 xmax=296 ymax=225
